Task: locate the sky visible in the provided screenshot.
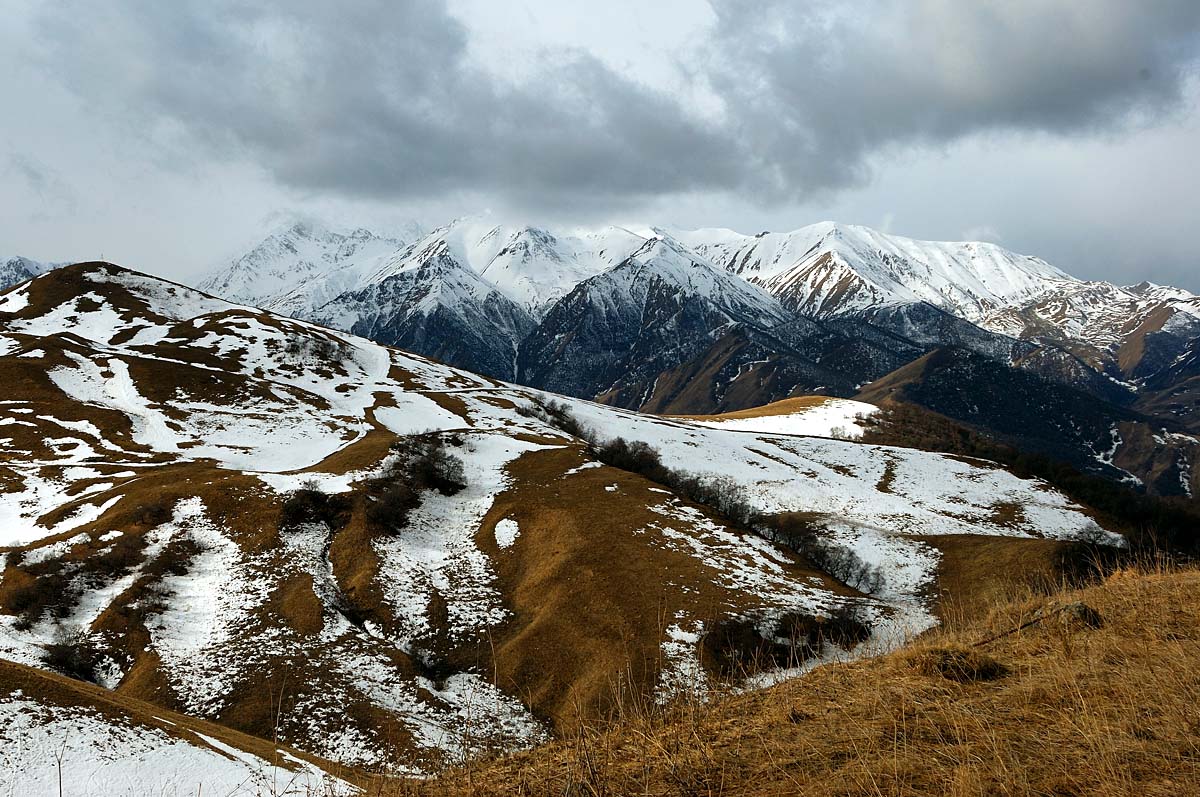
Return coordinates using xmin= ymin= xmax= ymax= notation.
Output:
xmin=2 ymin=0 xmax=1199 ymax=290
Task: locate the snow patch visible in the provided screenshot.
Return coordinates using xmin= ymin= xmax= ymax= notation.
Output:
xmin=493 ymin=518 xmax=519 ymax=549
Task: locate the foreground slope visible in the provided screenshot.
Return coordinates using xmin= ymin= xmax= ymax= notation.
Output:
xmin=412 ymin=565 xmax=1200 ymax=797
xmin=1 ymin=264 xmax=1116 ymax=777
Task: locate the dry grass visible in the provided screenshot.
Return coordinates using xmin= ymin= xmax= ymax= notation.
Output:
xmin=667 ymin=395 xmax=837 ymax=423
xmin=476 ymin=444 xmax=851 ymax=738
xmin=383 ymin=562 xmax=1200 ymax=796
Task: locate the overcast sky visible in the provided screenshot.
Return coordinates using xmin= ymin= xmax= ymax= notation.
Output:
xmin=2 ymin=0 xmax=1199 ymax=289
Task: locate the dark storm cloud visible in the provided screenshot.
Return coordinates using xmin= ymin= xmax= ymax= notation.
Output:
xmin=33 ymin=0 xmax=739 ymax=207
xmin=704 ymin=0 xmax=1200 ymax=196
xmin=31 ymin=0 xmax=1200 ymax=207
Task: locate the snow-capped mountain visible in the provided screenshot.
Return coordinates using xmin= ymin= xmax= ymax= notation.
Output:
xmin=516 ymin=233 xmax=893 ymax=408
xmin=202 ymin=218 xmax=1199 ymax=387
xmin=0 ymin=255 xmax=57 ymax=291
xmin=670 ymin=222 xmax=1074 ymax=321
xmin=199 ymin=219 xmax=423 ymax=316
xmin=980 ymin=279 xmax=1200 ymax=375
xmin=311 ymin=232 xmax=538 ymax=380
xmin=186 ymin=215 xmax=1200 ymax=488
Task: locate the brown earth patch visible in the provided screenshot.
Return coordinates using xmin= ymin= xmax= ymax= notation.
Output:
xmin=472 ymin=444 xmax=848 ymax=736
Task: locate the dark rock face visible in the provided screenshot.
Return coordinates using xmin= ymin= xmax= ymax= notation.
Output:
xmin=1136 ymin=338 xmax=1200 ymax=433
xmin=315 ymin=251 xmax=535 ymax=381
xmin=863 ymin=302 xmax=1031 ymax=363
xmin=517 ymin=260 xmax=774 ymax=403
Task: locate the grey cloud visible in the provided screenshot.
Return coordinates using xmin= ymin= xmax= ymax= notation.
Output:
xmin=28 ymin=0 xmax=1200 ymax=207
xmin=5 ymin=153 xmax=76 ymax=214
xmin=704 ymin=0 xmax=1200 ymax=197
xmin=33 ymin=0 xmax=738 ymax=208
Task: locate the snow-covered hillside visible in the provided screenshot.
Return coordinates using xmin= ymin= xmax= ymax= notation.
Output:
xmin=0 ymin=263 xmax=1119 ymax=785
xmin=0 ymin=659 xmax=356 ymax=797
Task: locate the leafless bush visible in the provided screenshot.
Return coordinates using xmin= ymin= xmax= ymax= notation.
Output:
xmin=43 ymin=627 xmax=102 ymax=683
xmin=365 ymin=434 xmax=468 ymax=534
xmin=283 ymin=334 xmax=352 ymax=363
xmin=521 ymin=398 xmax=592 ymax=439
xmin=279 ymin=484 xmax=353 ymax=530
xmin=758 ymin=515 xmax=885 ymax=594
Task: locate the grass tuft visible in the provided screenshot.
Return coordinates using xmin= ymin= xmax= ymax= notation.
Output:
xmin=908 ymin=645 xmax=1009 ymax=683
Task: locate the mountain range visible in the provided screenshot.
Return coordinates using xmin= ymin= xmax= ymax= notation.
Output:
xmin=9 ymin=219 xmax=1197 ymax=498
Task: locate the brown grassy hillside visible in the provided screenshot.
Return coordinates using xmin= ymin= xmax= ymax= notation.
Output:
xmin=395 ymin=563 xmax=1200 ymax=796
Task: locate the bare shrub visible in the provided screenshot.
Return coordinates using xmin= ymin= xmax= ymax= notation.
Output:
xmin=43 ymin=627 xmax=102 ymax=683
xmin=523 ymin=398 xmax=591 ymax=439
xmin=4 ymin=562 xmax=74 ymax=630
xmin=758 ymin=515 xmax=886 ymax=595
xmin=283 ymin=334 xmax=351 ymax=363
xmin=701 ymin=605 xmax=873 ymax=677
xmin=592 ymin=437 xmax=669 ymax=483
xmin=365 ymin=434 xmax=468 ymax=534
xmin=279 ymin=484 xmax=353 ymax=530
xmin=671 ymin=473 xmax=758 ymax=528
xmin=89 ymin=534 xmax=145 ymax=578
xmin=134 ymin=500 xmax=172 ymax=528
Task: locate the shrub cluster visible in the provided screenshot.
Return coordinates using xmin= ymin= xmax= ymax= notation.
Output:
xmin=365 ymin=434 xmax=467 ymax=535
xmin=531 ymin=399 xmax=886 ymax=595
xmin=3 ymin=560 xmax=73 ymax=631
xmin=758 ymin=515 xmax=885 ymax=595
xmin=283 ymin=334 xmax=351 ymax=363
xmin=700 ymin=605 xmax=873 ymax=676
xmin=42 ymin=627 xmax=103 ymax=683
xmin=279 ymin=481 xmax=353 ymax=530
xmin=518 ymin=398 xmax=590 ymax=439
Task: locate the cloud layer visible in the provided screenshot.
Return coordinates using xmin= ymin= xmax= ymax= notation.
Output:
xmin=33 ymin=0 xmax=1200 ymax=207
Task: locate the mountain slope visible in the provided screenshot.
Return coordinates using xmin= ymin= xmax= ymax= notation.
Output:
xmin=198 ymin=218 xmax=1200 ymax=411
xmin=514 ymin=234 xmax=918 ymax=410
xmin=309 ymin=234 xmax=538 ymax=380
xmin=855 ymin=347 xmax=1200 ymax=496
xmin=0 ymin=658 xmax=357 ymax=796
xmin=1 ymin=263 xmax=1117 ymax=779
xmin=199 ymin=219 xmax=420 ymax=317
xmin=412 ymin=566 xmax=1200 ymax=797
xmin=980 ymin=279 xmax=1200 ymax=379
